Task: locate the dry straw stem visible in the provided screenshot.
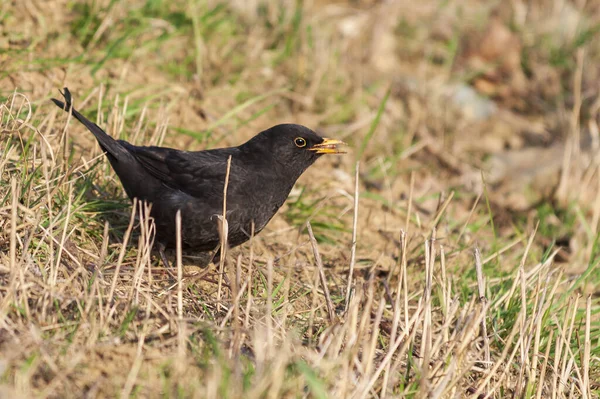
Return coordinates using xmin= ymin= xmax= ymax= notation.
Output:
xmin=106 ymin=197 xmax=138 ymax=312
xmin=176 ymin=210 xmax=186 ymax=363
xmin=429 ymin=190 xmax=455 ymax=229
xmin=307 ymin=221 xmax=336 ymax=322
xmin=51 ymin=181 xmax=74 ymax=287
xmin=474 ymin=247 xmax=491 ymax=370
xmin=266 ymin=258 xmax=274 ymax=359
xmin=583 ymin=295 xmax=592 ymax=399
xmin=515 ymin=223 xmax=539 ymax=392
xmin=10 ymin=177 xmax=18 ymax=272
xmin=536 ymin=329 xmax=555 ymax=399
xmin=419 ymin=230 xmax=436 ymax=394
xmin=529 ymin=253 xmax=559 ymax=386
xmin=345 ymin=160 xmax=360 ymax=312
xmin=381 ymin=229 xmax=409 ymax=397
xmin=2 ymin=90 xmax=32 ymax=132
xmin=217 ymin=155 xmax=233 ymax=312
xmin=219 ymin=267 xmax=248 ymax=329
xmin=357 ymin=298 xmax=425 ymax=398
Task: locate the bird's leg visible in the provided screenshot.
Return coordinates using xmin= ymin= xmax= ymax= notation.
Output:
xmin=158 ymin=242 xmax=170 ymax=268
xmin=157 ymin=242 xmax=172 ymax=269
xmin=209 ymin=246 xmax=232 ymax=287
xmin=156 ymin=242 xmax=178 ymax=281
xmin=158 ymin=243 xmax=229 ymax=287
xmin=209 ymin=247 xmax=221 ymax=266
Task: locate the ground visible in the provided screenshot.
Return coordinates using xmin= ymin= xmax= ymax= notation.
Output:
xmin=1 ymin=0 xmax=599 ymax=397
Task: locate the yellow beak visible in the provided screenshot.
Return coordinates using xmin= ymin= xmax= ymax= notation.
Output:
xmin=309 ymin=138 xmax=347 ymax=154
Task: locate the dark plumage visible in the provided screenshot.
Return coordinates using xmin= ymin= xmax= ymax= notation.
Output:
xmin=52 ymin=88 xmax=345 ymax=263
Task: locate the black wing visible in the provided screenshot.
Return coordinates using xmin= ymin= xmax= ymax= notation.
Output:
xmin=122 ymin=143 xmax=244 ymax=198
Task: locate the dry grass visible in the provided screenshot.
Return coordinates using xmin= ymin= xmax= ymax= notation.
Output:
xmin=1 ymin=0 xmax=600 ymax=397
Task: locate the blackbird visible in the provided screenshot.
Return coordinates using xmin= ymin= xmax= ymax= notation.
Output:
xmin=52 ymin=87 xmax=345 ymax=264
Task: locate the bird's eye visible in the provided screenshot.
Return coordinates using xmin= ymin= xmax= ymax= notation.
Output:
xmin=294 ymin=137 xmax=307 ymax=148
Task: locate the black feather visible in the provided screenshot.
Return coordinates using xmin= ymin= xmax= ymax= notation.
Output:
xmin=51 ymin=87 xmax=343 ymax=258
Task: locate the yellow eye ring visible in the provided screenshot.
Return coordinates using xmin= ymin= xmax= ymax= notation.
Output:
xmin=294 ymin=137 xmax=307 ymax=148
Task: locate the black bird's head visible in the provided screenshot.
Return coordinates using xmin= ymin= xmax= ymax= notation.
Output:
xmin=243 ymin=124 xmax=346 ymax=174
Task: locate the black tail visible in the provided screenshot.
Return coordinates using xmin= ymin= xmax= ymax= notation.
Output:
xmin=52 ymin=88 xmax=131 ymax=163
